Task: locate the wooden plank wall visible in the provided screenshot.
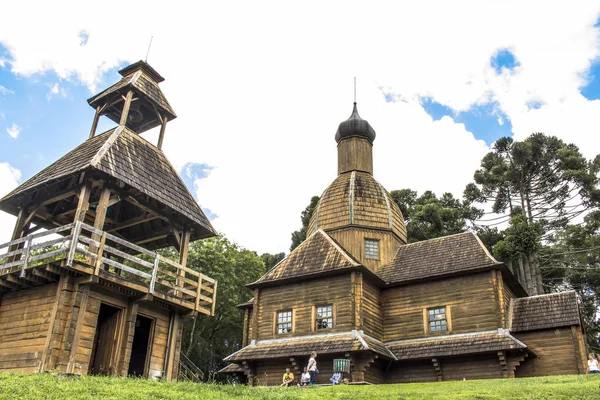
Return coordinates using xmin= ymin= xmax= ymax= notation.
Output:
xmin=328 ymin=228 xmax=401 ymax=272
xmin=362 ymin=358 xmax=384 ymax=384
xmin=440 ymin=354 xmax=503 ymax=381
xmin=385 ymin=360 xmax=437 ymax=383
xmin=514 ymin=328 xmax=581 ymax=376
xmin=256 ymin=275 xmax=353 ymax=340
xmin=502 ymin=281 xmax=515 ymax=328
xmin=361 ymin=279 xmax=383 ymax=340
xmin=382 ymin=272 xmax=500 ymax=342
xmin=0 ymin=284 xmax=57 ymax=372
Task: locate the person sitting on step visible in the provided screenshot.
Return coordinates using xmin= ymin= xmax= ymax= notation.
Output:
xmin=281 ymin=368 xmax=295 ymax=387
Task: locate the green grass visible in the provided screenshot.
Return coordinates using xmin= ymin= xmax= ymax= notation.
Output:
xmin=0 ymin=373 xmax=598 ymax=400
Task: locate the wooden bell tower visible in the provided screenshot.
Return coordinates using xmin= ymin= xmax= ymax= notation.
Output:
xmin=0 ymin=61 xmax=216 ymax=379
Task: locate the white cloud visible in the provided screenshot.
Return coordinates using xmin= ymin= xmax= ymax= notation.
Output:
xmin=0 ymin=85 xmax=14 ymax=95
xmin=0 ymin=162 xmax=21 ymax=243
xmin=6 ymin=123 xmax=20 ymax=139
xmin=46 ymin=82 xmax=66 ymax=101
xmin=0 ymin=1 xmax=599 ymax=253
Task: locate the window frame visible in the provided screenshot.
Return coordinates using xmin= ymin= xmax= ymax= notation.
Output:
xmin=275 ymin=310 xmax=294 ymax=335
xmin=315 ymin=304 xmax=334 ymax=331
xmin=425 ymin=306 xmax=451 ymax=334
xmin=364 ymin=238 xmax=380 ymax=260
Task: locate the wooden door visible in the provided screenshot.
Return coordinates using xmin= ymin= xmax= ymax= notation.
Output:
xmin=90 ymin=304 xmax=123 ymax=375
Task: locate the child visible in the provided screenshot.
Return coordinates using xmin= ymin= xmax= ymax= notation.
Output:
xmin=299 ymin=367 xmax=310 ymax=386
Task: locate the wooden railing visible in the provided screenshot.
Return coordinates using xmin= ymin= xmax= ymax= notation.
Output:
xmin=0 ymin=221 xmax=217 ymax=316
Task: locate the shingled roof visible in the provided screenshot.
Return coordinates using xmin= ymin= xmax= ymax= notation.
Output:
xmin=386 ymin=329 xmax=531 ymax=360
xmin=88 ymin=61 xmax=176 ymax=120
xmin=248 ymin=230 xmax=361 ymax=287
xmin=511 ymin=291 xmax=581 ymax=332
xmin=225 ymin=331 xmax=394 ymax=362
xmin=377 ymin=232 xmax=499 ymax=284
xmin=218 ymin=363 xmax=245 ymax=373
xmin=0 ymin=126 xmax=214 ymax=239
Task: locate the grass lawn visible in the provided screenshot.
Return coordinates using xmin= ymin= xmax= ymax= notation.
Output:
xmin=0 ymin=373 xmax=598 ymax=400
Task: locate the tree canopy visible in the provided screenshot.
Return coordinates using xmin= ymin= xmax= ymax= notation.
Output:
xmin=290 ymin=195 xmax=320 ymax=251
xmin=390 ymin=189 xmax=482 ymax=243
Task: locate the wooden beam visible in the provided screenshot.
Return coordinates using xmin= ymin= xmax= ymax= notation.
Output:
xmin=108 ymin=215 xmax=158 ymax=232
xmin=157 ymin=116 xmax=167 ymax=149
xmin=89 ymin=105 xmax=102 ymax=139
xmin=119 ymin=90 xmax=134 ymax=126
xmin=67 ymin=285 xmax=90 ymax=374
xmin=135 ymin=234 xmax=168 ymax=246
xmin=123 ymin=197 xmax=169 ymax=222
xmin=74 ymin=183 xmax=92 ymax=223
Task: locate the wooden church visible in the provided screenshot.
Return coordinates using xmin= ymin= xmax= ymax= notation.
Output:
xmin=0 ymin=61 xmax=217 ymax=380
xmin=221 ymin=103 xmax=587 ymax=385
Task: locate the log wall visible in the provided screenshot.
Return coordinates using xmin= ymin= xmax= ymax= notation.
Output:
xmin=361 ymin=278 xmax=383 ymax=340
xmin=328 ymin=228 xmax=401 ymax=272
xmin=381 ymin=272 xmax=500 ymax=342
xmin=255 ymin=275 xmax=353 ymax=340
xmin=385 ymin=359 xmax=437 ymax=383
xmin=514 ymin=327 xmax=585 ymax=376
xmin=0 ymin=284 xmax=57 ymax=372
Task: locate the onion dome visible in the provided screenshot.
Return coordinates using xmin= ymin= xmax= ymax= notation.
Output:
xmin=307 ymin=171 xmax=407 ymax=243
xmin=335 ymin=102 xmax=376 ymax=144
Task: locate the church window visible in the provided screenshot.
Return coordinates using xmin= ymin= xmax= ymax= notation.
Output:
xmin=316 ymin=305 xmax=333 ymax=330
xmin=428 ymin=307 xmax=448 ymax=332
xmin=365 ymin=239 xmax=380 ymax=260
xmin=276 ymin=310 xmax=293 ymax=334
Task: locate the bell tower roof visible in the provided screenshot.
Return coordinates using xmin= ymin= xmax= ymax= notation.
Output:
xmin=335 ymin=102 xmax=376 ymax=144
xmin=87 ymin=60 xmax=176 ymax=136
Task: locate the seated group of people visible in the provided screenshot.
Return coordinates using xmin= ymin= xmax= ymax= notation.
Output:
xmin=281 ymin=368 xmax=347 ymax=387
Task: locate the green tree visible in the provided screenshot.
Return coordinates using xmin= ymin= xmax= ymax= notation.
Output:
xmin=290 ymin=196 xmax=320 ymax=251
xmin=178 ymin=235 xmax=267 ymax=380
xmin=465 ymin=133 xmax=600 ymax=294
xmin=261 ymin=252 xmax=285 ymax=270
xmin=541 ymin=211 xmax=600 ymax=351
xmin=390 ymin=189 xmax=483 ymax=243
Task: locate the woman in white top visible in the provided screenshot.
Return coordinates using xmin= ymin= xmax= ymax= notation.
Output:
xmin=307 ymin=352 xmax=318 ymax=384
xmin=588 ymin=354 xmax=600 ymax=374
xmin=299 ymin=367 xmax=311 ymax=386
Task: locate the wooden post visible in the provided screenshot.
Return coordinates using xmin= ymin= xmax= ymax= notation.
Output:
xmin=74 ymin=183 xmax=92 ymax=223
xmin=39 ymin=274 xmax=68 ymax=372
xmin=117 ymin=301 xmax=139 ymax=376
xmin=176 ymin=226 xmax=190 ymax=297
xmin=119 ymin=90 xmax=134 ymax=126
xmin=149 ymin=254 xmax=160 ymax=294
xmin=195 ymin=275 xmax=203 ymax=312
xmin=66 ymin=285 xmax=90 ymax=374
xmin=165 ymin=313 xmax=180 ymax=381
xmin=157 ymin=116 xmax=167 ymax=150
xmin=90 ymin=187 xmax=111 ymax=254
xmin=7 ymin=207 xmax=30 ymax=262
xmin=19 ymin=235 xmax=33 ymax=278
xmin=211 ymin=280 xmax=218 ymax=316
xmin=94 ymin=232 xmax=107 ymax=276
xmin=89 ymin=105 xmax=102 ymax=139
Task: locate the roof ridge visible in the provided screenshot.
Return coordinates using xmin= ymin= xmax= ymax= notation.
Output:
xmin=250 ymin=229 xmax=322 ymax=285
xmin=352 ymin=330 xmax=370 ymax=350
xmin=514 ymin=290 xmax=577 ymax=301
xmin=89 ymin=125 xmax=124 ymax=167
xmin=470 ymin=231 xmax=500 ymax=264
xmin=397 ymin=231 xmax=476 ymax=248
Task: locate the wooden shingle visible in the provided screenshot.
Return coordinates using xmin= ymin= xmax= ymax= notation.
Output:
xmin=249 ymin=230 xmax=360 ymax=287
xmin=387 ymin=330 xmax=530 ymax=360
xmin=0 ymin=127 xmax=214 ymax=239
xmin=378 ymin=232 xmax=498 ymax=284
xmin=511 ymin=291 xmax=580 ymax=332
xmin=225 ymin=331 xmax=393 ymax=362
